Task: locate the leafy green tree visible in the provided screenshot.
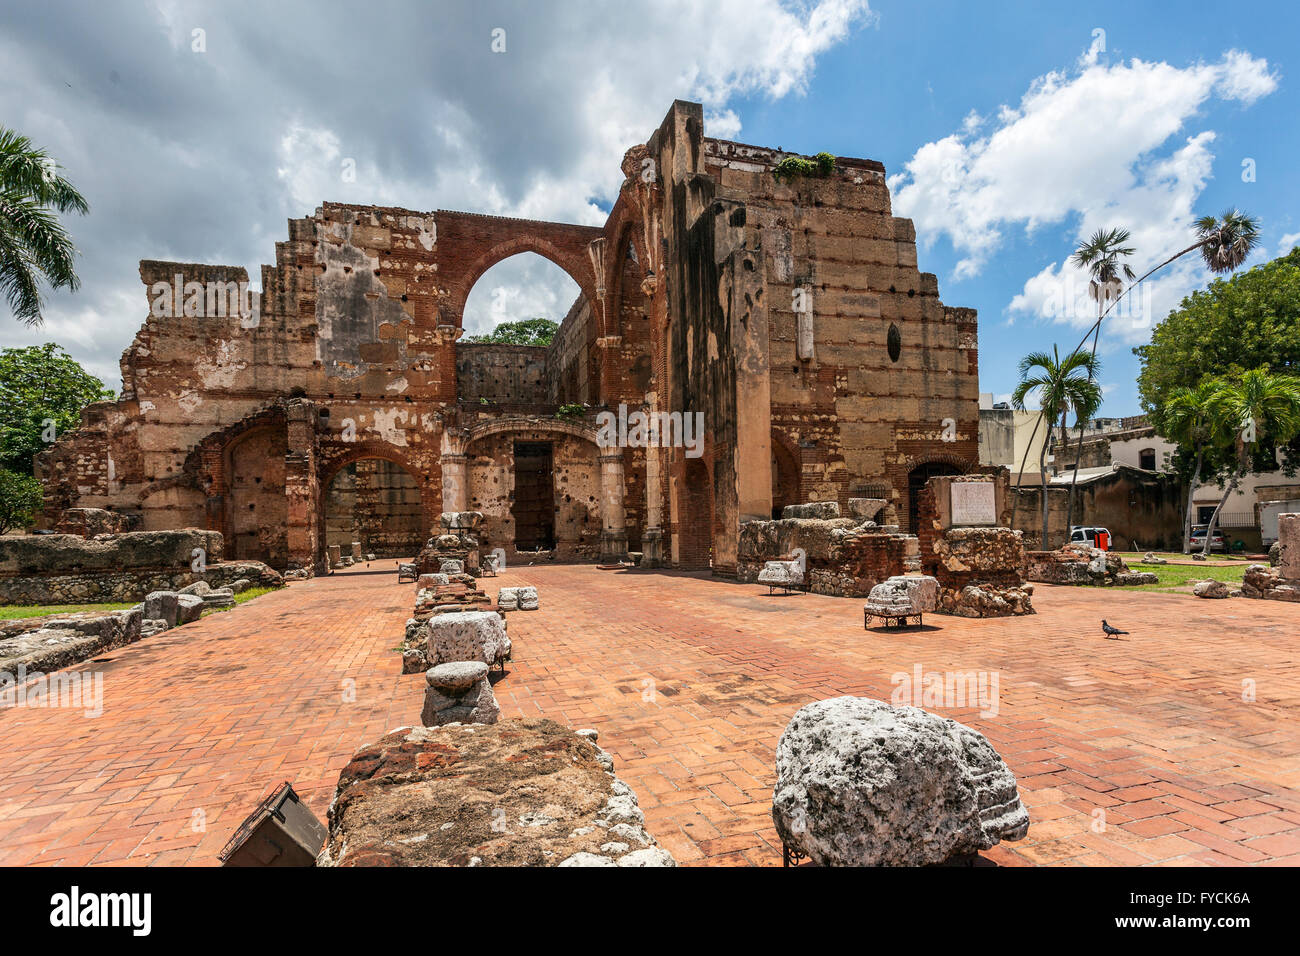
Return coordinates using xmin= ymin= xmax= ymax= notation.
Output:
xmin=1012 ymin=346 xmax=1103 ymax=549
xmin=0 ymin=468 xmax=43 ymax=534
xmin=0 ymin=127 xmax=89 ymax=326
xmin=1199 ymin=370 xmax=1300 ymax=555
xmin=1137 ymin=247 xmax=1300 ymax=414
xmin=463 ymin=318 xmax=558 ymax=346
xmin=1161 ymin=380 xmax=1229 ymax=552
xmin=0 ymin=343 xmax=114 ymax=474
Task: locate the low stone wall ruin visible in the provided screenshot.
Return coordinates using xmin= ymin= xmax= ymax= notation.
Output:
xmin=0 ymin=530 xmax=280 ymax=605
xmin=737 ymin=507 xmax=918 ymax=598
xmin=1023 ymin=546 xmax=1157 ymax=587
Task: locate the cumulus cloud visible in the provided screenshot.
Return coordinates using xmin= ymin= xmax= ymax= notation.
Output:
xmin=0 ymin=0 xmax=873 ymax=386
xmin=890 ymin=47 xmax=1278 ymax=344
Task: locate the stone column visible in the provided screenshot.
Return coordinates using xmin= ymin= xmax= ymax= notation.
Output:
xmin=641 ymin=438 xmax=665 ymax=567
xmin=599 ymin=449 xmax=629 ymax=563
xmin=1279 ymin=513 xmax=1300 ymax=581
xmin=441 ymin=453 xmax=468 ymax=514
xmin=283 ymin=399 xmax=319 ymax=574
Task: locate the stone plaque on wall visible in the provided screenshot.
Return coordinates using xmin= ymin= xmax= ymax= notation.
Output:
xmin=950 ymin=482 xmax=997 ymax=527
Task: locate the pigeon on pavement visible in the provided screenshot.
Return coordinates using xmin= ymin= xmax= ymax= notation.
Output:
xmin=1101 ymin=620 xmax=1128 ymax=639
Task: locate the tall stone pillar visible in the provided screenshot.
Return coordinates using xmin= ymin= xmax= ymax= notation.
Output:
xmin=599 ymin=449 xmax=629 ymax=563
xmin=283 ymin=399 xmax=319 ymax=574
xmin=441 ymin=453 xmax=468 ymax=514
xmin=641 ymin=414 xmax=665 ymax=567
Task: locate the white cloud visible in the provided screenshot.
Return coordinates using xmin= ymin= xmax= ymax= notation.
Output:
xmin=1279 ymin=231 xmax=1300 ymax=255
xmin=890 ymin=48 xmax=1278 ymax=344
xmin=0 ymin=0 xmax=875 ymax=380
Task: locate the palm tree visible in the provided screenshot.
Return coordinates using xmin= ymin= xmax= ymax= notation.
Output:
xmin=1064 ymin=228 xmax=1135 ymax=533
xmin=1012 ymin=346 xmax=1103 ymax=549
xmin=0 ymin=127 xmax=88 ymax=326
xmin=1161 ymin=379 xmax=1225 ymax=553
xmin=1200 ymin=369 xmax=1300 ymax=556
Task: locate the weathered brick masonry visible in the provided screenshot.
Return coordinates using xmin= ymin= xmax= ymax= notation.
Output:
xmin=37 ymin=101 xmax=980 ymax=576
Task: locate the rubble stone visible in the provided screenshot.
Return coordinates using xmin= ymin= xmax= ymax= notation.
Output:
xmin=318 ymin=719 xmax=674 ymax=867
xmin=772 ymin=697 xmax=1029 ymax=866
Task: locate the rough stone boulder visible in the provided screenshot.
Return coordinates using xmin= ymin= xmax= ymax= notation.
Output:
xmin=317 ymin=720 xmax=675 ymax=867
xmin=497 ymin=585 xmax=538 ymax=611
xmin=864 ymin=575 xmax=939 ymax=615
xmin=421 ymin=661 xmax=499 ymax=726
xmin=425 ymin=610 xmax=511 ymax=668
xmin=416 ymin=573 xmax=450 ymax=589
xmin=1142 ymin=552 xmax=1168 ymax=565
xmin=772 ymin=697 xmax=1029 ymax=866
xmin=782 ymin=501 xmax=841 ymax=520
xmin=1268 ymin=541 xmax=1281 ymax=567
xmin=1241 ymin=563 xmax=1300 ymax=601
xmin=1193 ymin=579 xmax=1230 ymax=599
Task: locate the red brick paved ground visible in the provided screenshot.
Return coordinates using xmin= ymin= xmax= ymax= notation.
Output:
xmin=1 ymin=563 xmax=1297 ymax=866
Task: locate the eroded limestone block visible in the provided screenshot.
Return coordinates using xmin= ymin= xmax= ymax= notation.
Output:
xmin=498 ymin=585 xmax=538 ymax=611
xmin=144 ymin=591 xmax=180 ymax=627
xmin=439 ymin=511 xmax=484 ymax=532
xmin=416 ymin=573 xmax=450 ymax=589
xmin=1193 ymin=579 xmax=1230 ymax=599
xmin=175 ymin=593 xmax=205 ymax=624
xmin=425 ymin=610 xmax=511 ymax=667
xmin=421 ymin=661 xmax=499 ymax=726
xmin=757 ymin=560 xmax=803 ymax=588
xmin=439 ymin=558 xmax=465 ymax=575
xmin=865 ymin=575 xmax=939 ymax=615
xmin=782 ymin=501 xmax=841 ymax=520
xmin=772 ymin=697 xmax=1029 ymax=866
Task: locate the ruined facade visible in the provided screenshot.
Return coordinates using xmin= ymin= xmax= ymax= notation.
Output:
xmin=37 ymin=101 xmax=980 ymax=575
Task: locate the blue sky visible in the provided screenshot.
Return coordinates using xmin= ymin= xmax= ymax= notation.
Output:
xmin=2 ymin=0 xmax=1296 ymax=416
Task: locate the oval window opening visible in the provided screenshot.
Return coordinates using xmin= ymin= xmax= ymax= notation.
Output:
xmin=887 ymin=323 xmax=902 ymax=363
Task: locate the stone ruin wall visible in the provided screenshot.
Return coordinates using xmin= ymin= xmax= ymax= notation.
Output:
xmin=34 ymin=100 xmax=981 ymax=576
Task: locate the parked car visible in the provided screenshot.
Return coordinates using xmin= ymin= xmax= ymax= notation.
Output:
xmin=1188 ymin=526 xmax=1227 ymax=553
xmin=1069 ymin=526 xmax=1111 ymax=550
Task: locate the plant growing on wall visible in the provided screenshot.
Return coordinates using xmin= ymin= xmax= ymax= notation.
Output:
xmin=772 ymin=152 xmax=836 ymax=183
xmin=556 ymin=403 xmax=586 ymax=421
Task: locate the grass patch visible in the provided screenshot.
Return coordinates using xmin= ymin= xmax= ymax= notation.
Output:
xmin=202 ymin=585 xmax=282 ymax=616
xmin=0 ymin=601 xmax=136 ymax=621
xmin=1124 ymin=561 xmax=1247 ymax=593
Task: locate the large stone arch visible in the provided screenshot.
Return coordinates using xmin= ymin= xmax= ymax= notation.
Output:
xmin=449 ymin=418 xmax=620 ymax=562
xmin=904 ymin=453 xmax=971 ymax=534
xmin=433 ymin=212 xmax=605 ymax=331
xmin=316 ymin=440 xmax=439 ymax=564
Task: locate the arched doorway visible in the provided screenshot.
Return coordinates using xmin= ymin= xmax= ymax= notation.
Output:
xmin=678 ymin=457 xmax=713 ymax=570
xmin=324 ymin=458 xmax=424 ymax=558
xmin=771 ymin=435 xmax=800 ymax=519
xmin=907 ymin=460 xmax=966 ymax=533
xmin=225 ymin=427 xmax=288 ymax=566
